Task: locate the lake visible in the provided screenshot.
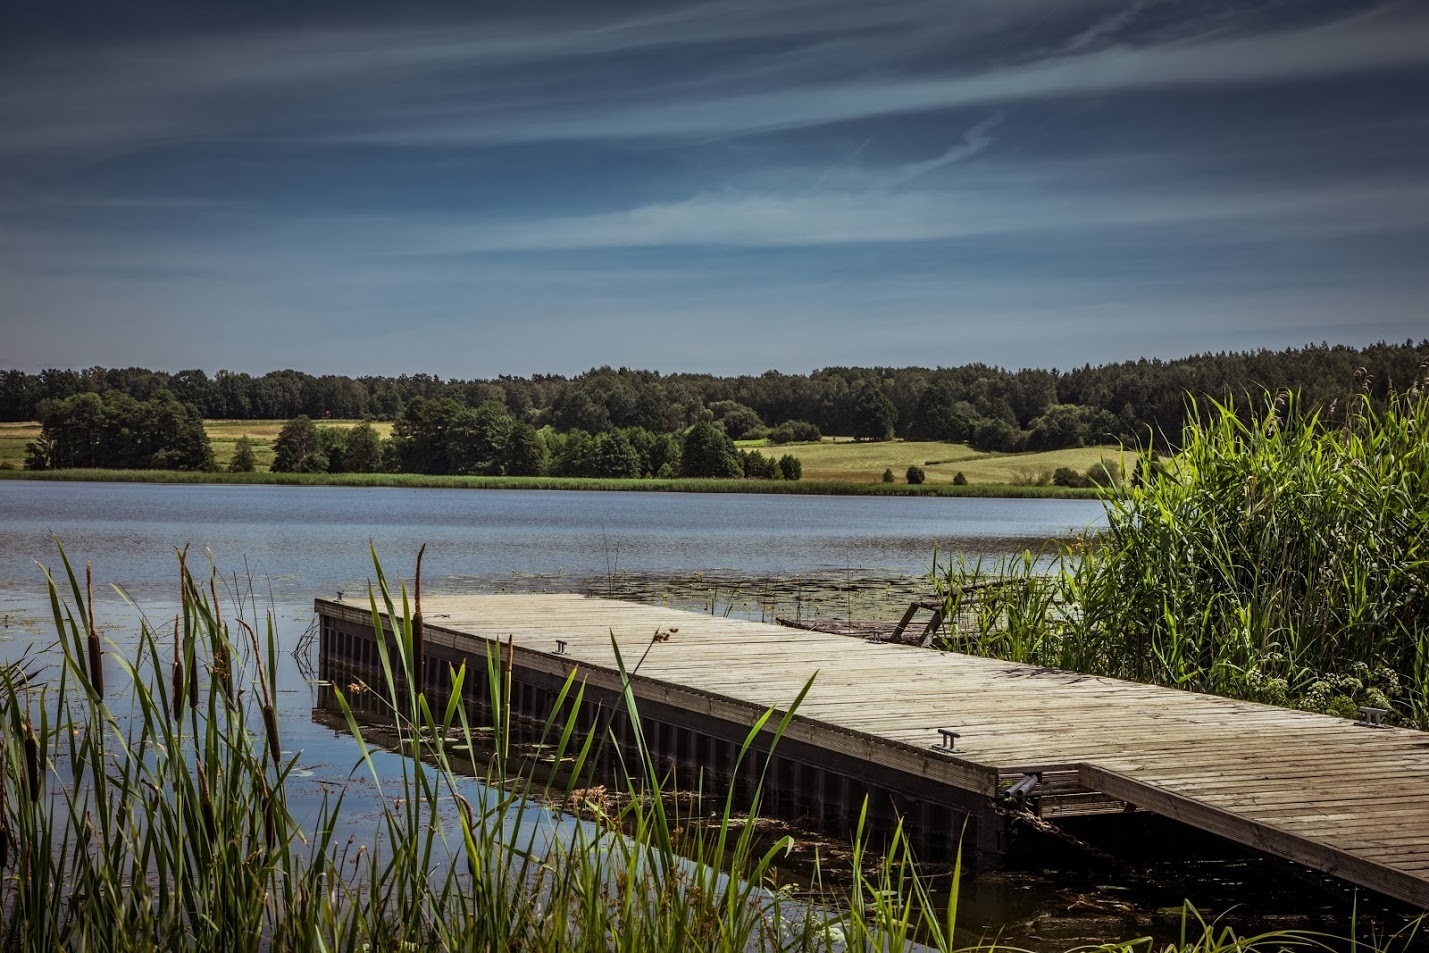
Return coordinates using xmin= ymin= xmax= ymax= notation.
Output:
xmin=0 ymin=479 xmax=1103 ymax=850
xmin=0 ymin=480 xmax=1105 ymax=605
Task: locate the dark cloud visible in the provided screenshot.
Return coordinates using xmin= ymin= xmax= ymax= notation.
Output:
xmin=1 ymin=1 xmax=1426 ymax=375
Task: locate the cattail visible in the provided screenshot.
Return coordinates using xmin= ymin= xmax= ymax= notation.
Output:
xmin=171 ymin=616 xmax=184 ymax=721
xmin=213 ymin=644 xmax=233 ymax=702
xmin=260 ymin=781 xmax=277 ymax=849
xmin=22 ymin=719 xmax=40 ymax=803
xmin=85 ymin=563 xmax=104 ymax=699
xmin=413 ymin=544 xmax=426 ymax=696
xmin=262 ymin=703 xmax=281 ymax=768
xmin=196 ymin=764 xmax=216 ymax=840
xmin=210 ymin=576 xmax=234 ymax=701
xmin=188 ymin=650 xmax=199 ymax=711
xmin=171 ymin=657 xmax=185 ymax=722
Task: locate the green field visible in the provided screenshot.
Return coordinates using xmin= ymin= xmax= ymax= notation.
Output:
xmin=0 ymin=422 xmax=34 ymax=470
xmin=745 ymin=437 xmax=1126 ymax=485
xmin=2 ymin=420 xmax=1122 ymax=490
xmin=0 ymin=419 xmax=393 ymax=471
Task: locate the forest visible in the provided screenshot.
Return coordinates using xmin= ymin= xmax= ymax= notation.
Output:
xmin=6 ymin=340 xmax=1428 ymax=474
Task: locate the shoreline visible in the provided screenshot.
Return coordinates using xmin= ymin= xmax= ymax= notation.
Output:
xmin=0 ymin=468 xmax=1102 ymax=498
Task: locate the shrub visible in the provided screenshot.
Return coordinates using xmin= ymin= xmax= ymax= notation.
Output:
xmin=777 ymin=453 xmax=802 ymax=480
xmin=905 ymin=465 xmax=926 ymax=485
xmin=952 ymin=471 xmax=968 ymax=485
xmin=768 ymin=420 xmax=822 ymax=444
xmin=881 ymin=467 xmax=895 ymax=483
xmin=1085 ymin=460 xmax=1122 ymax=487
xmin=1051 ymin=466 xmax=1091 ymax=488
xmin=228 ymin=435 xmax=258 ymax=473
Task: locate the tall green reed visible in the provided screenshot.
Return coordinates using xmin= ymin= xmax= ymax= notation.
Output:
xmin=935 ymin=387 xmax=1429 ymax=727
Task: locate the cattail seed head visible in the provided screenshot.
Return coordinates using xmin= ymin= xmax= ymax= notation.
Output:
xmin=23 ymin=720 xmax=40 ymax=803
xmin=262 ymin=704 xmax=281 ymax=768
xmin=85 ymin=563 xmax=104 ymax=699
xmin=171 ymin=658 xmax=185 ymax=722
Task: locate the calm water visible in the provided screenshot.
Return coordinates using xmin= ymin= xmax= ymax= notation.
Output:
xmin=0 ymin=480 xmax=1105 ymax=605
xmin=0 ymin=479 xmax=1103 ymax=850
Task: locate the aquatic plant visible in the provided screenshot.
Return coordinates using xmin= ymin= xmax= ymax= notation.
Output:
xmin=937 ymin=386 xmax=1429 ymax=727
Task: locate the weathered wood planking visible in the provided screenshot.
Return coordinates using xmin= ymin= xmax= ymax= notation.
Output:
xmin=330 ymin=593 xmax=1429 ymax=909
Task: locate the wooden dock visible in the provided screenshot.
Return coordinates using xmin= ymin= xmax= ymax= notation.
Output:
xmin=315 ymin=594 xmax=1429 ymax=909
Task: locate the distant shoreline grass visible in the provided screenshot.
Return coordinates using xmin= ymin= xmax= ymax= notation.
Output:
xmin=0 ymin=468 xmax=1100 ymax=498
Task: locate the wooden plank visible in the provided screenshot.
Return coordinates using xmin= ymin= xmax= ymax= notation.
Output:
xmin=1080 ymin=764 xmax=1429 ymax=908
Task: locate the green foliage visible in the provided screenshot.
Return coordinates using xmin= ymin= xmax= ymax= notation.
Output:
xmin=881 ymin=467 xmax=895 ymax=483
xmin=1085 ymin=460 xmax=1123 ymax=487
xmin=853 ymin=383 xmax=897 ymax=442
xmin=951 ymin=471 xmax=968 ymax=485
xmin=905 ymin=465 xmax=925 ymax=485
xmin=969 ymin=416 xmax=1023 ymax=453
xmin=342 ymin=422 xmax=384 ymax=473
xmin=589 ymin=430 xmax=642 ymax=478
xmin=777 ymin=453 xmax=802 ymax=481
xmin=767 ymin=419 xmax=822 ymax=444
xmin=938 ymin=389 xmax=1429 ymax=727
xmin=738 ymin=448 xmax=778 ymax=479
xmin=708 ymin=400 xmax=764 ymax=440
xmin=1051 ymin=466 xmax=1091 ymax=488
xmin=680 ymin=422 xmax=743 ymax=478
xmin=392 ymin=396 xmax=464 ymax=474
xmin=501 ymin=421 xmax=547 ymax=476
xmin=1025 ymin=404 xmax=1117 ymax=451
xmin=26 ymin=389 xmax=213 ymax=471
xmin=6 ymin=343 xmax=1429 ymax=463
xmin=270 ymin=415 xmax=323 ymax=473
xmin=227 ymin=435 xmax=258 ymax=473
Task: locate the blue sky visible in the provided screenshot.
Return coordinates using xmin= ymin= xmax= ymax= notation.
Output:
xmin=2 ymin=0 xmax=1427 ymax=377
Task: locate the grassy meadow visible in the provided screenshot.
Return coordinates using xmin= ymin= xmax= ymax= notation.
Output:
xmin=0 ymin=419 xmax=395 ymax=472
xmin=746 ymin=437 xmax=1123 ymax=485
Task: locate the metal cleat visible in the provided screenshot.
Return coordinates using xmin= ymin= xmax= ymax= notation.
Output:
xmin=1357 ymin=706 xmax=1388 ymax=728
xmin=932 ymin=728 xmax=961 ymax=753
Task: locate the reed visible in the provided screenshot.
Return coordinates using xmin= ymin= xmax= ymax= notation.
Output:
xmin=936 ymin=388 xmax=1429 ymax=727
xmin=1 ymin=545 xmax=1417 ymax=950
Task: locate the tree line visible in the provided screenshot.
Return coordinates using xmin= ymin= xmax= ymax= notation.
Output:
xmin=255 ymin=401 xmax=803 ymax=480
xmin=7 ymin=339 xmax=1426 ymax=454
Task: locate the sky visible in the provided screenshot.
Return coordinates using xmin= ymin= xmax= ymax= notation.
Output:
xmin=2 ymin=0 xmax=1427 ymax=378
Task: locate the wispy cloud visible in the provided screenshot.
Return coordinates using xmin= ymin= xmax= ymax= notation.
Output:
xmin=881 ymin=113 xmax=1004 ymax=188
xmin=409 ymin=178 xmax=1429 ymax=253
xmin=3 ymin=3 xmax=1426 ymax=157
